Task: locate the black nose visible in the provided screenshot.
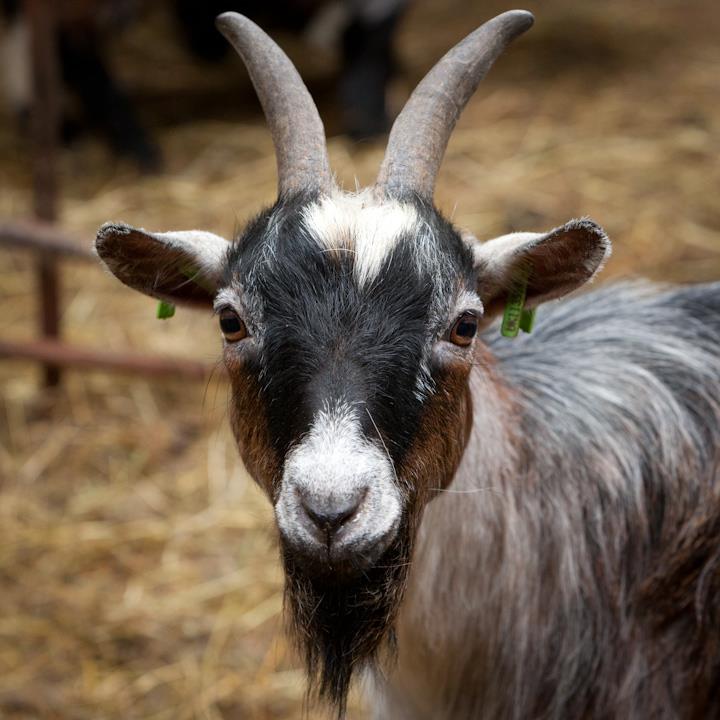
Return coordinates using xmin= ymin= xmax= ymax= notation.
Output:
xmin=300 ymin=488 xmax=366 ymax=538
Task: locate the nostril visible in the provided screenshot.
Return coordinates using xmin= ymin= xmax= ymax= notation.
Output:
xmin=300 ymin=488 xmax=366 ymax=537
xmin=303 ymin=503 xmax=355 ymax=533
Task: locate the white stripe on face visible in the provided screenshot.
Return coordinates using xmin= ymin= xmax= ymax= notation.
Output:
xmin=302 ymin=189 xmax=420 ymax=286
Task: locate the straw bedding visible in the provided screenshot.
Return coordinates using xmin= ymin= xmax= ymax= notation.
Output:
xmin=0 ymin=0 xmax=718 ymax=717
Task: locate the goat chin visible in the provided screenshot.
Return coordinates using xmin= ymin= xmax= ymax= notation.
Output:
xmin=280 ymin=513 xmax=415 ymax=717
xmin=277 ymin=533 xmax=395 ymax=581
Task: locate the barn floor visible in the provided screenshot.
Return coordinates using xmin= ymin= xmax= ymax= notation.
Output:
xmin=0 ymin=0 xmax=718 ymax=718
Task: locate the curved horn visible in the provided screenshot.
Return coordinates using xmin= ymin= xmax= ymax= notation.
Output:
xmin=216 ymin=13 xmax=333 ymax=198
xmin=375 ymin=10 xmax=534 ymax=200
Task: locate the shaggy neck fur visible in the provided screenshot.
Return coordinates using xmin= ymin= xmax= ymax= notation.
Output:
xmin=381 ymin=281 xmax=720 ymax=720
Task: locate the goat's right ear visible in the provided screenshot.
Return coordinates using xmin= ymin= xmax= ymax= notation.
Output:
xmin=468 ymin=219 xmax=611 ymax=321
xmin=95 ymin=223 xmax=229 ymax=308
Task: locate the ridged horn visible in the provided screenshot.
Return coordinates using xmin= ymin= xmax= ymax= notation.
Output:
xmin=375 ymin=10 xmax=534 ymax=200
xmin=216 ymin=12 xmax=333 ymax=198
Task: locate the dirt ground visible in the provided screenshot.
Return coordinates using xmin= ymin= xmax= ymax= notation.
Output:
xmin=0 ymin=0 xmax=718 ymax=718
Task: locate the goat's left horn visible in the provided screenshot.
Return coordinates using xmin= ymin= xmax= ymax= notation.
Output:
xmin=375 ymin=10 xmax=534 ymax=201
xmin=216 ymin=13 xmax=333 ymax=199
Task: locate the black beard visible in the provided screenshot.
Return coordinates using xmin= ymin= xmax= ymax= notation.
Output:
xmin=281 ymin=518 xmax=414 ymax=718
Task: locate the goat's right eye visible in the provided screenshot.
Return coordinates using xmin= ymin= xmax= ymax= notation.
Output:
xmin=219 ymin=308 xmax=247 ymax=342
xmin=448 ymin=312 xmax=478 ymax=347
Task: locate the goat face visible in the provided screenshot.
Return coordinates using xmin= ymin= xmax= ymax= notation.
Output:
xmin=222 ymin=190 xmax=485 ymax=710
xmin=95 ymin=10 xmax=612 ymax=713
xmin=221 ymin=192 xmax=478 ymax=578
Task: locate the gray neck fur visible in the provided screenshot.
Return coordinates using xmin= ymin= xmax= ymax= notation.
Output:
xmin=382 ymin=281 xmax=720 ymax=720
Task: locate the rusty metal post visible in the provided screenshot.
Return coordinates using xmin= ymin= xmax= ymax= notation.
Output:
xmin=0 ymin=220 xmax=94 ymax=260
xmin=25 ymin=0 xmax=62 ymax=386
xmin=0 ymin=338 xmax=215 ymax=381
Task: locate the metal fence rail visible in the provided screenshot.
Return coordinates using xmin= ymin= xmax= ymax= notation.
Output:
xmin=1 ymin=1 xmax=215 ymax=385
xmin=0 ymin=222 xmax=215 ymax=381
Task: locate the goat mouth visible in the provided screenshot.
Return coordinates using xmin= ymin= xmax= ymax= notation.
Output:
xmin=279 ymin=531 xmax=396 ymax=582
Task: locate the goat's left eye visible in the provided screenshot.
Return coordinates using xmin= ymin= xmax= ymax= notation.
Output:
xmin=219 ymin=308 xmax=247 ymax=342
xmin=448 ymin=313 xmax=478 ymax=347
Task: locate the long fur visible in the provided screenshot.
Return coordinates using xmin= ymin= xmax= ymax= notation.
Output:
xmin=282 ymin=512 xmax=415 ymax=718
xmin=379 ymin=281 xmax=720 ymax=719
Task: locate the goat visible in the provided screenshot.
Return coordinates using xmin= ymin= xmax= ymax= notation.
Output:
xmin=94 ymin=10 xmax=720 ymax=719
xmin=2 ymin=0 xmax=405 ymax=166
xmin=176 ymin=0 xmax=409 ymax=138
xmin=1 ymin=0 xmax=162 ymax=171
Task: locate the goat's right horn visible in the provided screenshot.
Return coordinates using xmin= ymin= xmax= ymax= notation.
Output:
xmin=216 ymin=13 xmax=333 ymax=199
xmin=375 ymin=10 xmax=534 ymax=201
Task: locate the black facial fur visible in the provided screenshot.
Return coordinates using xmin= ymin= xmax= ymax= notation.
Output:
xmin=226 ymin=194 xmax=474 ymax=465
xmin=224 ymin=193 xmax=475 ymax=712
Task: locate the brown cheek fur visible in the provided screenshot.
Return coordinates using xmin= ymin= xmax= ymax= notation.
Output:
xmin=226 ymin=353 xmax=282 ymax=501
xmin=398 ymin=348 xmax=473 ymax=510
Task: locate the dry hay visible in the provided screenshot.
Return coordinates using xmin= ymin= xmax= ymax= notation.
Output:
xmin=0 ymin=0 xmax=719 ymax=718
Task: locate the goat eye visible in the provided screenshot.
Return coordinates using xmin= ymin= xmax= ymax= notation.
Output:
xmin=219 ymin=308 xmax=247 ymax=342
xmin=448 ymin=313 xmax=478 ymax=347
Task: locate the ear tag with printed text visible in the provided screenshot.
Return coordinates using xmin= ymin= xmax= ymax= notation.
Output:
xmin=501 ymin=268 xmax=535 ymax=338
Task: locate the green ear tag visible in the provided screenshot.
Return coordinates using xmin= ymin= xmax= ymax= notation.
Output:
xmin=501 ymin=268 xmax=535 ymax=338
xmin=157 ymin=301 xmax=176 ymax=319
xmin=519 ymin=307 xmax=536 ymax=334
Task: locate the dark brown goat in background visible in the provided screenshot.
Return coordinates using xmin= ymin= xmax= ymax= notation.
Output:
xmin=94 ymin=9 xmax=720 ymax=719
xmin=1 ymin=0 xmax=406 ymax=172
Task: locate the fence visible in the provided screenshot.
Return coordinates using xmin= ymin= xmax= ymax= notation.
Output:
xmin=1 ymin=0 xmax=213 ymax=386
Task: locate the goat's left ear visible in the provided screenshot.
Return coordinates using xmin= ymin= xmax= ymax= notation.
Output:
xmin=469 ymin=218 xmax=611 ymax=319
xmin=95 ymin=223 xmax=229 ymax=308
